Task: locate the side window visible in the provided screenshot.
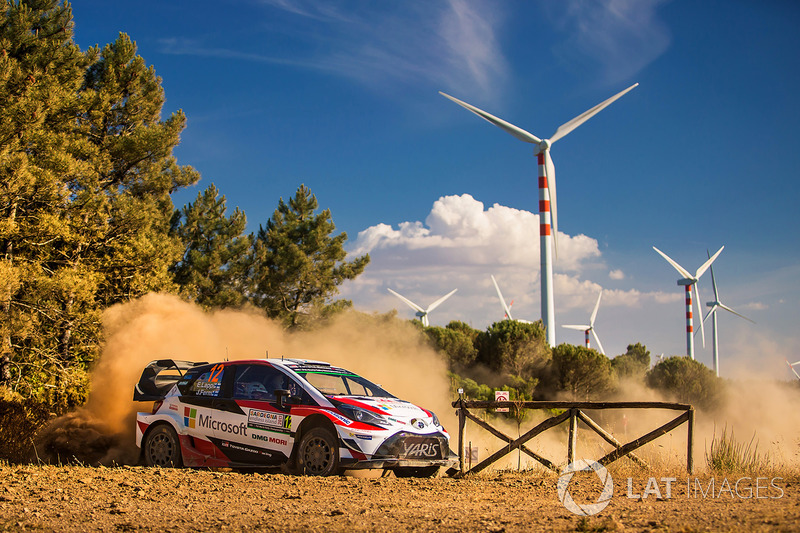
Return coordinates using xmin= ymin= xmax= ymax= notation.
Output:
xmin=287 ymin=378 xmax=314 ymax=406
xmin=185 ymin=364 xmax=226 ymax=397
xmin=232 ymin=365 xmax=287 ymax=401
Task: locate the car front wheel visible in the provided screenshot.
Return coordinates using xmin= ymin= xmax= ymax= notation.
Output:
xmin=296 ymin=427 xmax=339 ymax=476
xmin=143 ymin=424 xmax=182 ymax=468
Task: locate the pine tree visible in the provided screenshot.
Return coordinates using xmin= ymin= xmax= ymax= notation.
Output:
xmin=249 ymin=185 xmax=369 ymax=327
xmin=0 ymin=3 xmax=198 ymax=405
xmin=78 ymin=32 xmax=199 ymax=304
xmin=171 ymin=184 xmax=251 ymax=308
xmin=0 ymin=0 xmax=95 ymax=403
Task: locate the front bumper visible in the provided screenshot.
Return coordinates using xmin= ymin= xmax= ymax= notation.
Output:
xmin=342 ymin=454 xmax=459 ymax=470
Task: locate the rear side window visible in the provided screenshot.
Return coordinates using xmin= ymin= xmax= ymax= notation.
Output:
xmin=182 ymin=364 xmax=226 ymax=397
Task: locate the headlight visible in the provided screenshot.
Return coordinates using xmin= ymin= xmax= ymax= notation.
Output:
xmin=430 ymin=410 xmax=441 ymax=427
xmin=335 ymin=403 xmax=390 ymax=428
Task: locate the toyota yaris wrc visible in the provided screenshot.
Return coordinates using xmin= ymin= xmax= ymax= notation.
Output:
xmin=134 ymin=358 xmax=457 ymax=477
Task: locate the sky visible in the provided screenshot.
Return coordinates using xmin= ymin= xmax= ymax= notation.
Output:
xmin=70 ymin=0 xmax=800 ymax=380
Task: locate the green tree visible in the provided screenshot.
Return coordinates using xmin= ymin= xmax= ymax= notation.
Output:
xmin=79 ymin=32 xmax=199 ymax=304
xmin=424 ymin=323 xmax=478 ymax=370
xmin=611 ymin=342 xmax=651 ymax=381
xmin=550 ymin=343 xmax=615 ymax=400
xmin=249 ymin=185 xmax=369 ymax=327
xmin=646 ymin=356 xmax=725 ymax=410
xmin=0 ymin=4 xmax=198 ymax=405
xmin=0 ymin=0 xmax=95 ymax=403
xmin=171 ymin=184 xmax=251 ymax=308
xmin=476 ymin=319 xmax=549 ymax=378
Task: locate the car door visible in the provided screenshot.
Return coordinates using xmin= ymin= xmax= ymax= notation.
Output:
xmin=216 ymin=363 xmax=297 ymax=466
xmin=178 ymin=363 xmax=231 ymax=463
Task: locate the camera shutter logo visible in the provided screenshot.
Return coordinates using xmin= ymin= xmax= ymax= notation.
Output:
xmin=557 ymin=460 xmax=614 ymax=516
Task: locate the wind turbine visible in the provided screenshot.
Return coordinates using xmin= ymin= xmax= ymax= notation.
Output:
xmin=653 ymin=246 xmax=724 ymax=359
xmin=441 ymin=83 xmax=638 ymax=347
xmin=562 ymin=290 xmax=605 ymax=354
xmin=387 ymin=288 xmax=457 ymax=327
xmin=701 ymin=254 xmax=755 ymax=377
xmin=785 ymin=360 xmax=800 ymax=381
xmin=490 ymin=275 xmax=532 ymax=324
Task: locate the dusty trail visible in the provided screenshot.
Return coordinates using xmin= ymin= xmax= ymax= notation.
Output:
xmin=0 ymin=465 xmax=797 ymax=532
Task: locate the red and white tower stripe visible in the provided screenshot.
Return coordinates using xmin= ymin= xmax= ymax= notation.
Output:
xmin=537 ymin=152 xmax=555 ymax=347
xmin=685 ymin=284 xmax=695 ymax=359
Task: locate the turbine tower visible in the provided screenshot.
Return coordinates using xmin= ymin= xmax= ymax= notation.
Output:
xmin=562 ymin=290 xmax=605 ymax=354
xmin=441 ymin=84 xmax=638 ymax=347
xmin=387 ymin=288 xmax=457 ymax=327
xmin=702 ymin=256 xmax=754 ymax=377
xmin=653 ymin=246 xmax=724 ymax=359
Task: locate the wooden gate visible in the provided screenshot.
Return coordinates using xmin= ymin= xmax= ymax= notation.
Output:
xmin=453 ymin=399 xmax=694 ymax=476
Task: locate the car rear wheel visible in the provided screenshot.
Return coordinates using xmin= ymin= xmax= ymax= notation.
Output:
xmin=296 ymin=427 xmax=339 ymax=476
xmin=143 ymin=424 xmax=182 ymax=468
xmin=393 ymin=466 xmax=440 ymax=478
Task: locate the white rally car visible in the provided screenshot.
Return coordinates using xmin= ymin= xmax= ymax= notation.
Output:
xmin=134 ymin=358 xmax=457 ymax=477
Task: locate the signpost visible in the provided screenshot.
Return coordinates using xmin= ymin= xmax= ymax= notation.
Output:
xmin=495 ymin=390 xmax=509 ymax=412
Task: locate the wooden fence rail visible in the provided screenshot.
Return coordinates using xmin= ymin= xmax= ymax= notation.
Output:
xmin=452 ymin=399 xmax=694 ymax=477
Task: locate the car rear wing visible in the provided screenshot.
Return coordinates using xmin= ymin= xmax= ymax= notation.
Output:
xmin=133 ymin=359 xmax=208 ymax=401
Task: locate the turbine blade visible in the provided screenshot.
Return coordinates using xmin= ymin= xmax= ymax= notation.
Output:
xmin=718 ymin=303 xmax=756 ymax=324
xmin=589 ymin=290 xmax=603 ymax=326
xmin=653 ymin=247 xmax=693 ymax=279
xmin=787 ymin=359 xmax=800 ymax=380
xmin=563 ymin=324 xmax=590 ymax=331
xmin=439 ymin=92 xmax=541 ymax=144
xmin=426 ymin=288 xmax=458 ymax=313
xmin=387 ymin=288 xmax=424 ymax=313
xmin=591 ymin=329 xmax=605 ymax=355
xmin=545 ymin=149 xmax=558 ymax=259
xmin=695 ymin=283 xmax=706 ymax=348
xmin=695 ymin=246 xmax=724 ymax=279
xmin=491 ymin=275 xmax=513 ymax=320
xmin=707 ymin=250 xmax=721 ymax=301
xmin=702 ymin=304 xmax=719 ymax=324
xmin=549 ymin=83 xmax=639 ymax=144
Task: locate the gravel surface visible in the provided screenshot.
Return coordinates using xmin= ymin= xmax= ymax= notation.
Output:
xmin=0 ymin=465 xmax=797 ymax=532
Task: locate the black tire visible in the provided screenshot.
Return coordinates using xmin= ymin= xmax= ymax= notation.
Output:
xmin=393 ymin=466 xmax=440 ymax=478
xmin=143 ymin=424 xmax=182 ymax=468
xmin=296 ymin=427 xmax=339 ymax=476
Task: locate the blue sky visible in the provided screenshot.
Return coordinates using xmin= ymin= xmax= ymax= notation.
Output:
xmin=71 ymin=0 xmax=800 ymax=379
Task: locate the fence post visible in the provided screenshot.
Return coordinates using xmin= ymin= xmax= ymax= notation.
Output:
xmin=687 ymin=407 xmax=695 ymax=474
xmin=458 ymin=400 xmax=466 ymax=474
xmin=568 ymin=408 xmax=578 ymax=464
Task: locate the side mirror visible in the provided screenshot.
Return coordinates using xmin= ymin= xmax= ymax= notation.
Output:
xmin=274 ymin=389 xmax=291 ymax=409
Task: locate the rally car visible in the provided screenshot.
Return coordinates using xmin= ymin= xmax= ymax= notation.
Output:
xmin=133 ymin=358 xmax=457 ymax=477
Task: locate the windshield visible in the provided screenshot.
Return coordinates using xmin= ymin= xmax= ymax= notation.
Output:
xmin=298 ymin=370 xmax=395 ymax=398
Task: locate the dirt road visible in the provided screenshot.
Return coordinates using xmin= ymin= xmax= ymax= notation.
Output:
xmin=0 ymin=465 xmax=796 ymax=532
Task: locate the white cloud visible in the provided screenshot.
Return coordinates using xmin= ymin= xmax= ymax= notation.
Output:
xmin=609 ymin=269 xmax=625 ymax=280
xmin=249 ymin=1 xmax=508 ymax=98
xmin=342 ymin=194 xmax=676 ymax=340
